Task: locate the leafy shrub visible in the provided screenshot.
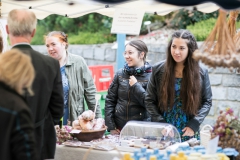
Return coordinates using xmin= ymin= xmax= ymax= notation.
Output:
xmin=31 ymin=25 xmax=116 ymax=45
xmin=187 ymin=18 xmax=240 ymax=41
xmin=169 ymin=9 xmax=218 ymax=29
xmin=31 ymin=25 xmax=47 ymax=45
xmin=68 ymin=32 xmax=116 ymax=44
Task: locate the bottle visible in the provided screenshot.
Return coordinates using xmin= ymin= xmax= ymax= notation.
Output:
xmin=187 ymin=156 xmax=201 ymax=160
xmin=169 ymin=154 xmax=177 ymax=160
xmin=166 ymin=149 xmax=172 ymax=157
xmin=153 ymin=148 xmax=159 ymax=155
xmin=134 ymin=153 xmax=144 ymax=160
xmin=193 ymin=146 xmax=205 ymax=152
xmin=149 ymin=155 xmax=157 ymax=160
xmin=140 ymin=147 xmax=147 ymax=157
xmin=189 ymin=152 xmax=202 ymax=158
xmin=133 ymin=150 xmax=139 ymax=157
xmin=222 ymin=148 xmax=238 ymax=160
xmin=177 ymin=151 xmax=187 ymax=160
xmin=156 ymin=153 xmax=165 ymax=159
xmin=146 ymin=152 xmax=152 ymax=160
xmin=216 ymin=147 xmax=223 ymax=153
xmin=217 ymin=153 xmax=229 ymax=160
xmin=123 ymin=153 xmax=132 ymax=160
xmin=141 ymin=147 xmax=147 ymax=153
xmin=198 ymin=149 xmax=206 ymax=155
xmin=201 ymin=154 xmax=218 ymax=160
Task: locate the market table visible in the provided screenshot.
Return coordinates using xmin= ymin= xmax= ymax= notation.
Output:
xmin=54 ymin=145 xmax=125 ymax=160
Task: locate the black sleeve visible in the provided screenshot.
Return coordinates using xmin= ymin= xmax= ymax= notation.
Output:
xmin=145 ymin=65 xmax=166 ymax=122
xmin=48 ymin=61 xmax=64 ymax=125
xmin=187 ymin=68 xmax=212 ymax=132
xmin=105 ymin=72 xmax=119 ymax=131
xmin=131 ymin=82 xmax=147 ymax=107
xmin=11 ymin=107 xmax=36 ymax=160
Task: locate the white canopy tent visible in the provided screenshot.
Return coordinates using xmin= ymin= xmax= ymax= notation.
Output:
xmin=0 ymin=0 xmax=221 ymax=53
xmin=1 ymin=0 xmax=220 ymax=19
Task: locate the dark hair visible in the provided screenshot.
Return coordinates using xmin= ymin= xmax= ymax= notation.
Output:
xmin=159 ymin=29 xmax=201 ymax=115
xmin=126 ymin=40 xmax=148 ymax=62
xmin=45 ymin=31 xmax=68 ymax=49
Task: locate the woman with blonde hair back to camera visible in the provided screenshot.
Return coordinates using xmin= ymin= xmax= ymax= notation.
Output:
xmin=0 ymin=49 xmax=36 ymax=160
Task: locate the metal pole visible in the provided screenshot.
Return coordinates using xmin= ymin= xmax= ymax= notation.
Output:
xmin=116 ymin=34 xmax=126 ymax=70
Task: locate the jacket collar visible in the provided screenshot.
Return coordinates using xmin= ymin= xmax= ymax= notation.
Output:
xmin=12 ymin=43 xmax=31 ymax=48
xmin=65 ymin=52 xmax=73 ymax=67
xmin=0 ymin=81 xmax=25 ymax=101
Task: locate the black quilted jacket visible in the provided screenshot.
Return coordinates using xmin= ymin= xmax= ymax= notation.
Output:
xmin=105 ymin=66 xmax=152 ymax=131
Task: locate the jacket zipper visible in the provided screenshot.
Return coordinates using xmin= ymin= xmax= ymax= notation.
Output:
xmin=127 ymin=89 xmax=130 ymax=121
xmin=119 ymin=76 xmax=148 ymax=121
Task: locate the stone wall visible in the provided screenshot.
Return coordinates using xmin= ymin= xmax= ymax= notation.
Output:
xmin=32 ymin=44 xmax=117 ymax=66
xmin=32 ymin=44 xmax=240 ymax=128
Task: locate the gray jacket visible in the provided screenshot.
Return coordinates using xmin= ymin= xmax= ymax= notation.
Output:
xmin=145 ymin=61 xmax=212 ymax=132
xmin=65 ymin=53 xmax=101 ymax=122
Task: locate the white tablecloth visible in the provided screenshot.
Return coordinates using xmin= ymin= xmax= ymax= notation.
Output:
xmin=54 ymin=145 xmax=125 ymax=160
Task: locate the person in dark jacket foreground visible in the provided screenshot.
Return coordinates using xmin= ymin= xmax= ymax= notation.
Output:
xmin=0 ymin=49 xmax=36 ymax=160
xmin=105 ymin=40 xmax=152 ymax=134
xmin=145 ymin=30 xmax=212 ymax=142
xmin=6 ymin=9 xmax=64 ymax=159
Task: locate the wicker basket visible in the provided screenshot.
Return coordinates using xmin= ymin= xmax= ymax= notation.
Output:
xmin=72 ymin=126 xmax=107 ymax=142
xmin=200 ymin=124 xmax=213 ymax=148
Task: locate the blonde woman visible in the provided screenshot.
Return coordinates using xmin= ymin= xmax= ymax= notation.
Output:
xmin=0 ymin=49 xmax=36 ymax=160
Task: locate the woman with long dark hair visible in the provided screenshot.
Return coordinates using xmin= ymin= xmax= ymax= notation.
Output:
xmin=145 ymin=30 xmax=212 ymax=141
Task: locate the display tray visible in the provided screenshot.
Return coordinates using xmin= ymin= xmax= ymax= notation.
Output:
xmin=62 ymin=135 xmax=119 ymax=151
xmin=116 ymin=145 xmax=147 ymax=152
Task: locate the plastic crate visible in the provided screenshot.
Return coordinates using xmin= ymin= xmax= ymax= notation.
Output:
xmin=88 ymin=65 xmax=114 ymax=92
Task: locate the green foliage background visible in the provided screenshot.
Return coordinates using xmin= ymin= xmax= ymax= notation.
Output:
xmin=31 ymin=13 xmax=116 ymax=45
xmin=169 ymin=9 xmax=218 ymax=29
xmin=187 ymin=18 xmax=240 ymax=41
xmin=31 ymin=10 xmax=240 ymax=44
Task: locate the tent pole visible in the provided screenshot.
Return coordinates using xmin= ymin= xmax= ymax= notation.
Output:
xmin=116 ymin=34 xmax=126 ymax=70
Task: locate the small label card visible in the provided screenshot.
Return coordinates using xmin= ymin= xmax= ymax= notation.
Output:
xmin=111 ymin=9 xmax=144 ymax=35
xmin=70 ymin=129 xmax=81 ymax=134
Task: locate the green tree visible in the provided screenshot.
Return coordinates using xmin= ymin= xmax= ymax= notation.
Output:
xmin=169 ymin=9 xmax=218 ymax=29
xmin=140 ymin=13 xmax=167 ymax=34
xmin=33 ymin=13 xmax=116 ymax=45
xmin=37 ymin=13 xmax=113 ymax=33
xmin=187 ymin=18 xmax=240 ymax=41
